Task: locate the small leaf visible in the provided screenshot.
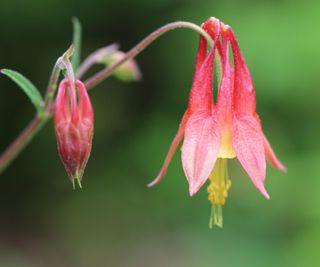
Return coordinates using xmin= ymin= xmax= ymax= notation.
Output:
xmin=1 ymin=69 xmax=44 ymax=112
xmin=71 ymin=17 xmax=82 ymax=73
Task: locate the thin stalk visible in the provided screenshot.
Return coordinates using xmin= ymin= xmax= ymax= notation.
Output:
xmin=84 ymin=21 xmax=213 ymax=89
xmin=0 ymin=49 xmax=69 ymax=174
xmin=43 ymin=63 xmax=61 ymax=110
xmin=59 ymin=57 xmax=75 ymax=85
xmin=0 ymin=114 xmax=50 ymax=173
xmin=44 ymin=45 xmax=74 ymax=110
xmin=76 ymin=43 xmax=119 ymax=79
xmin=0 ymin=21 xmax=213 ymax=174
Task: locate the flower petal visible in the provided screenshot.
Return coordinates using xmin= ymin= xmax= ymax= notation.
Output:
xmin=216 ymin=38 xmax=234 ymax=124
xmin=233 ymin=113 xmax=269 ymax=198
xmin=181 ymin=110 xmax=220 ymax=196
xmin=188 ymin=20 xmax=221 ymax=112
xmin=263 ymin=134 xmax=287 ymax=172
xmin=54 ymin=79 xmax=70 ymax=123
xmin=188 ymin=48 xmax=215 ymax=112
xmin=228 ymin=28 xmax=256 ymax=114
xmin=76 ymin=80 xmax=94 ymax=121
xmin=148 ymin=112 xmax=189 ymax=187
xmin=193 ymin=31 xmax=208 ymax=79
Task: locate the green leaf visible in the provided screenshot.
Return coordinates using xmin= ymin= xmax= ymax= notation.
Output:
xmin=71 ymin=17 xmax=82 ymax=73
xmin=1 ymin=69 xmax=44 ymax=112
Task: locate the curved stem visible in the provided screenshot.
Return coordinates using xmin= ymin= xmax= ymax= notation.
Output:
xmin=43 ymin=45 xmax=74 ymax=110
xmin=0 ymin=115 xmax=50 ymax=174
xmin=0 ymin=21 xmax=213 ymax=174
xmin=84 ymin=21 xmax=213 ymax=89
xmin=62 ymin=58 xmax=75 ymax=85
xmin=44 ymin=63 xmax=61 ymax=110
xmin=76 ymin=43 xmax=119 ymax=79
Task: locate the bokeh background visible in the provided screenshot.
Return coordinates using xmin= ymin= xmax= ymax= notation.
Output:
xmin=0 ymin=0 xmax=319 ymax=266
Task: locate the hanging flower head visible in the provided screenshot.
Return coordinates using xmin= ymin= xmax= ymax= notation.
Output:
xmin=54 ymin=78 xmax=94 ymax=188
xmin=149 ymin=17 xmax=286 ymax=227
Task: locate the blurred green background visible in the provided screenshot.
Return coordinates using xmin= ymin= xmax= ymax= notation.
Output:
xmin=0 ymin=0 xmax=319 ymax=266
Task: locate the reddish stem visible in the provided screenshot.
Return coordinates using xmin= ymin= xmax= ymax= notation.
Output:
xmin=84 ymin=21 xmax=213 ymax=89
xmin=0 ymin=21 xmax=213 ymax=174
xmin=0 ymin=115 xmax=49 ymax=173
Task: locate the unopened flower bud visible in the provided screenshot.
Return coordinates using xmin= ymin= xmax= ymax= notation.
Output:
xmin=54 ymin=78 xmax=94 ymax=188
xmin=101 ymin=51 xmax=141 ymax=82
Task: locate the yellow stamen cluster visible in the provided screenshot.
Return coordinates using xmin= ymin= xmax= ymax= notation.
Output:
xmin=207 ymin=158 xmax=231 ymax=228
xmin=207 ymin=158 xmax=231 ymax=205
xmin=207 ymin=178 xmax=231 ymax=204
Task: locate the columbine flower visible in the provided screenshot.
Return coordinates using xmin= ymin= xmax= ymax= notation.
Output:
xmin=149 ymin=17 xmax=286 ymax=227
xmin=54 ymin=78 xmax=94 ymax=188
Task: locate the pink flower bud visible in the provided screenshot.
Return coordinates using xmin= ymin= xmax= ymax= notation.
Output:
xmin=54 ymin=78 xmax=94 ymax=188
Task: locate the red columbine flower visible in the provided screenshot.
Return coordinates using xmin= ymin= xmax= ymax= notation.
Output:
xmin=149 ymin=17 xmax=286 ymax=227
xmin=54 ymin=78 xmax=94 ymax=188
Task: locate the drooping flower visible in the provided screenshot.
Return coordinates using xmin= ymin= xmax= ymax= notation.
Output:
xmin=148 ymin=18 xmax=221 ymax=189
xmin=54 ymin=78 xmax=94 ymax=188
xmin=149 ymin=17 xmax=286 ymax=227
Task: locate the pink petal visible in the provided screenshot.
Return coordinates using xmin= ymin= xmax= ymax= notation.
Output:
xmin=188 ymin=48 xmax=215 ymax=112
xmin=228 ymin=28 xmax=256 ymax=114
xmin=193 ymin=32 xmax=208 ymax=78
xmin=188 ymin=21 xmax=221 ymax=112
xmin=263 ymin=134 xmax=287 ymax=172
xmin=232 ymin=113 xmax=269 ymax=199
xmin=181 ymin=110 xmax=220 ymax=196
xmin=76 ymin=80 xmax=94 ymax=121
xmin=67 ymin=80 xmax=79 ymax=125
xmin=216 ymin=38 xmax=234 ymax=124
xmin=148 ymin=111 xmax=189 ymax=187
xmin=202 ymin=17 xmax=224 ymax=59
xmin=54 ymin=79 xmax=70 ymax=124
